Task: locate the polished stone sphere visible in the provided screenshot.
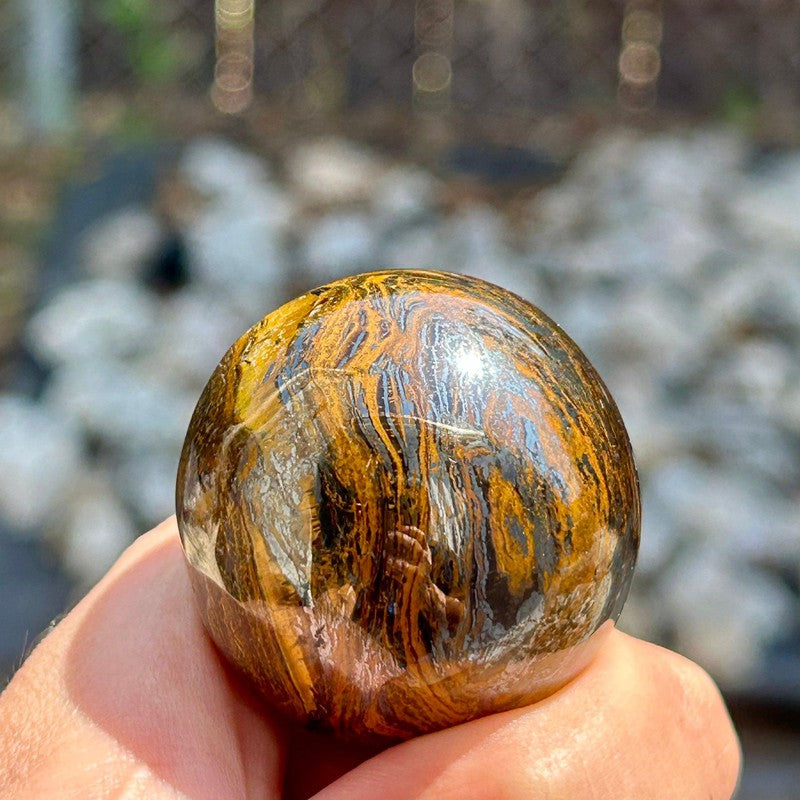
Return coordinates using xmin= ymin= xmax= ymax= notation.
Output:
xmin=177 ymin=269 xmax=640 ymax=742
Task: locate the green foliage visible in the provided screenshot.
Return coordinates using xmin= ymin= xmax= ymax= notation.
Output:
xmin=100 ymin=0 xmax=153 ymax=34
xmin=720 ymin=84 xmax=760 ymax=132
xmin=99 ymin=0 xmax=181 ymax=85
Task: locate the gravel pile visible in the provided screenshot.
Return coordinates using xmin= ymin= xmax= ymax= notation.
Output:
xmin=2 ymin=129 xmax=798 ymax=689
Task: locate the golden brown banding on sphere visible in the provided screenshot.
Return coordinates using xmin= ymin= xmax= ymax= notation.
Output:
xmin=177 ymin=269 xmax=640 ymax=743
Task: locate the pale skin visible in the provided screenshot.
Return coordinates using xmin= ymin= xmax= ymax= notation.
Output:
xmin=0 ymin=517 xmax=741 ymax=800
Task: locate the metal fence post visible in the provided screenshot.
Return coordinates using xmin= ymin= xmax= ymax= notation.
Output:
xmin=20 ymin=0 xmax=77 ymax=136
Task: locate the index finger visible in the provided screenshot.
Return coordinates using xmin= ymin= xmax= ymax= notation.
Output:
xmin=310 ymin=629 xmax=741 ymax=800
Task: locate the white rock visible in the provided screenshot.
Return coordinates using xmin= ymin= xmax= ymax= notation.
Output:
xmin=674 ymin=611 xmax=770 ymax=688
xmin=381 ymin=226 xmax=444 ymax=271
xmin=703 ymin=257 xmax=800 ymax=335
xmin=548 ymin=288 xmax=619 ymax=361
xmin=679 ymin=401 xmax=797 ymax=488
xmin=562 ymin=128 xmax=743 ymax=219
xmin=707 ymin=340 xmax=795 ymax=409
xmin=603 ymin=373 xmax=680 ymax=469
xmin=635 ymin=491 xmax=679 ymax=576
xmin=59 ymin=472 xmax=137 ymax=585
xmin=463 ymin=255 xmax=548 ymax=306
xmin=543 ymin=215 xmax=722 ymax=286
xmin=441 ymin=206 xmax=508 ymax=269
xmin=565 ymin=129 xmax=641 ymax=197
xmin=531 ymin=129 xmax=737 ymax=284
xmin=116 ymin=450 xmax=179 ymax=527
xmin=288 ymin=138 xmax=384 ymax=205
xmin=640 ymin=207 xmax=725 ymax=282
xmin=542 ymin=226 xmax=664 ymax=283
xmin=81 ymin=207 xmax=164 ymax=281
xmin=144 ymin=289 xmax=245 ymax=388
xmin=631 ymin=130 xmax=743 ymax=214
xmin=645 ymin=457 xmax=797 ymax=563
xmin=435 ymin=206 xmax=547 ymax=299
xmin=44 ymin=359 xmax=195 ymax=453
xmin=532 ymin=182 xmax=590 ymax=242
xmin=12 ymin=131 xmax=800 ymax=686
xmin=0 ymin=394 xmax=82 ymax=533
xmin=658 ymin=549 xmax=796 ymax=685
xmin=372 ymin=166 xmax=438 ymax=227
xmin=26 ymin=280 xmax=157 ymax=366
xmin=735 ymin=498 xmax=799 ymax=566
xmin=646 ymin=459 xmax=732 ymax=545
xmin=730 ymin=153 xmax=800 ymax=248
xmin=777 ymin=376 xmax=800 ymax=433
xmin=180 ymin=137 xmax=272 ymax=198
xmin=592 ymin=284 xmax=703 ymax=373
xmin=185 ymin=185 xmax=292 ymax=304
xmin=301 ymin=212 xmax=380 ymax=284
xmin=180 ymin=137 xmax=294 ymax=310
xmin=616 ymin=588 xmax=669 ymax=643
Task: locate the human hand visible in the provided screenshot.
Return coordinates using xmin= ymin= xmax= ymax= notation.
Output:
xmin=0 ymin=518 xmax=740 ymax=799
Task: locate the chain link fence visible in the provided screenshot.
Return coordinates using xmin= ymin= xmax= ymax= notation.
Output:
xmin=3 ymin=8 xmax=800 ymax=794
xmin=2 ymin=1 xmax=800 ymax=137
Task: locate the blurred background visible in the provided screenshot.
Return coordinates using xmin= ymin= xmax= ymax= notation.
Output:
xmin=1 ymin=0 xmax=799 ymax=793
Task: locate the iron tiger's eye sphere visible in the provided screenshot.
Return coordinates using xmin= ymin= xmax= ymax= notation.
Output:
xmin=177 ymin=269 xmax=640 ymax=742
